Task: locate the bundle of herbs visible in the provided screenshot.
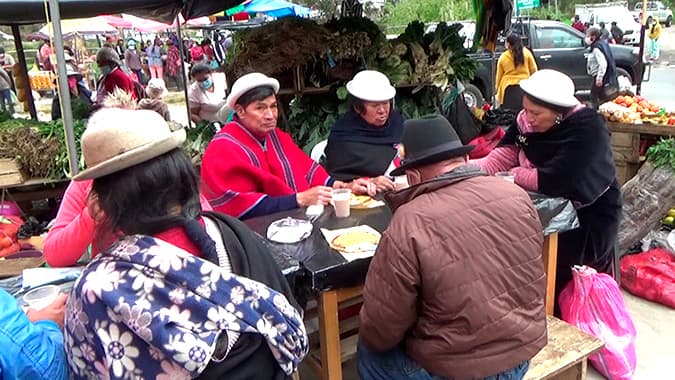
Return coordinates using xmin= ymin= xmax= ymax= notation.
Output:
xmin=0 ymin=118 xmax=87 ymax=179
xmin=227 ymin=18 xmax=330 ymax=78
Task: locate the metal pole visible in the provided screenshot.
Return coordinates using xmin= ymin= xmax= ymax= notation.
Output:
xmin=10 ymin=25 xmax=38 ymax=120
xmin=176 ymin=17 xmax=192 ymax=126
xmin=48 ymin=0 xmax=79 ymax=176
xmin=636 ymin=0 xmax=649 ymax=95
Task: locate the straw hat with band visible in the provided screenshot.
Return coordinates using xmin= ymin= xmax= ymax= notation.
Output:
xmin=390 ymin=115 xmax=474 ymax=177
xmin=73 ymin=108 xmax=186 ymax=181
xmin=346 ymin=70 xmax=396 ymax=102
xmin=226 ymin=72 xmax=280 ymax=109
xmin=519 ymin=69 xmax=579 ymax=109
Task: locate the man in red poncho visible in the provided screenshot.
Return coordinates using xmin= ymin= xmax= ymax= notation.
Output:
xmin=201 ymin=72 xmax=374 ymax=219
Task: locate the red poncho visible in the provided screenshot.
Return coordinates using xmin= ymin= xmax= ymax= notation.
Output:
xmin=201 ymin=121 xmax=331 ymax=218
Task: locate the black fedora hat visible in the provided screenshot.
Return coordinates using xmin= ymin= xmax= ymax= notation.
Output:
xmin=390 ymin=114 xmax=474 ymax=177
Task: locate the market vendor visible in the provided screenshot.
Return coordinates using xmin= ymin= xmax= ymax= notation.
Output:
xmin=188 ymin=63 xmax=226 ymax=123
xmin=474 ymin=69 xmax=621 ymax=309
xmin=201 ymin=72 xmax=374 ymax=219
xmin=95 ymin=47 xmax=136 ymax=104
xmin=324 ymin=70 xmax=404 ymax=192
xmin=51 ymin=67 xmax=93 ymax=121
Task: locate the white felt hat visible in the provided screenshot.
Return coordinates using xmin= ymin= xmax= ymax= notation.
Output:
xmin=73 ymin=108 xmax=186 ymax=180
xmin=346 ymin=70 xmax=396 ymax=102
xmin=519 ymin=69 xmax=580 ymax=108
xmin=226 ymin=72 xmax=280 ymax=109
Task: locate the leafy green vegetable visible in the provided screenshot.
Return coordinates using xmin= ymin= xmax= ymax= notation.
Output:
xmin=647 ymin=138 xmax=675 ymax=171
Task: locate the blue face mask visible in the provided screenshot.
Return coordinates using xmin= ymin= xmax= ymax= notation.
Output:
xmin=200 ymin=77 xmax=213 ymax=89
xmin=99 ymin=66 xmax=113 ymax=75
xmin=128 ymin=45 xmax=136 ymax=50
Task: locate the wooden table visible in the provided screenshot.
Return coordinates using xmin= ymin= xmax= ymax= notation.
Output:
xmin=524 ymin=316 xmax=604 ymax=380
xmin=307 ymin=232 xmax=561 ymax=380
xmin=607 ymin=121 xmax=675 ymax=185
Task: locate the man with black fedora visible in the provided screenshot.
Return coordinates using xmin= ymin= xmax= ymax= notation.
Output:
xmin=358 ymin=115 xmax=547 ymax=380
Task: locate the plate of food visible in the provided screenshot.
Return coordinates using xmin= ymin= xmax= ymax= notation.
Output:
xmin=349 ymin=194 xmax=385 ymax=209
xmin=321 ymin=225 xmax=381 ymax=261
xmin=266 ymin=217 xmax=313 ymax=244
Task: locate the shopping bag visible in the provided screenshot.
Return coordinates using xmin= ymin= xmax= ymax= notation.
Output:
xmin=559 ymin=265 xmax=637 ymax=380
xmin=621 ymin=248 xmax=675 ymax=309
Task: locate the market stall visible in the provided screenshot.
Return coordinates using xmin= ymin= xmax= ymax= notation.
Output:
xmin=600 ymin=95 xmax=675 ymax=184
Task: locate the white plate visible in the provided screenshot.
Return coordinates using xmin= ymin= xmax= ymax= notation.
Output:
xmin=266 ymin=217 xmax=313 ymax=244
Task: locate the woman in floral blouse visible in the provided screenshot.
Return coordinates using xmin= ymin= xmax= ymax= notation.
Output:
xmin=64 ymin=108 xmax=307 ymax=379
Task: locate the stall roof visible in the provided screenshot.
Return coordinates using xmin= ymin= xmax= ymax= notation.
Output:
xmin=0 ymin=0 xmax=242 ymax=25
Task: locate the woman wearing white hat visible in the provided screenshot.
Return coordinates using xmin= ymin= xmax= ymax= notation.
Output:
xmin=324 ymin=70 xmax=404 ymax=192
xmin=201 ymin=72 xmax=374 ymax=219
xmin=64 ymin=108 xmax=308 ymax=379
xmin=474 ymin=69 xmax=621 ymax=312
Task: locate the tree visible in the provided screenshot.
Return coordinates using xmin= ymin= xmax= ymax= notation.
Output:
xmin=381 ymin=0 xmax=473 ymax=33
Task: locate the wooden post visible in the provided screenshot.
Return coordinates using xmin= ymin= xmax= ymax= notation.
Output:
xmin=10 ymin=25 xmax=37 ymax=120
xmin=542 ymin=233 xmax=559 ymax=316
xmin=318 ymin=290 xmax=342 ymax=380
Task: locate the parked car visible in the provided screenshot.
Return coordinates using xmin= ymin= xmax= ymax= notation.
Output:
xmin=633 ymin=0 xmax=673 ymax=26
xmin=575 ymin=2 xmax=642 ymax=45
xmin=463 ymin=19 xmax=644 ymax=108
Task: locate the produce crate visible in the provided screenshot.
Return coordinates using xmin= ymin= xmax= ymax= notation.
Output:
xmin=0 ymin=159 xmax=25 ymax=187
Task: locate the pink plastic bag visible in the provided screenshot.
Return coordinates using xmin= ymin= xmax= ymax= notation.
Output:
xmin=559 ymin=265 xmax=637 ymax=380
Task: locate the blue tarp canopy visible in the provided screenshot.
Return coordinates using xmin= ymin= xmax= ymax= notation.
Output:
xmin=242 ymin=0 xmax=311 ymax=18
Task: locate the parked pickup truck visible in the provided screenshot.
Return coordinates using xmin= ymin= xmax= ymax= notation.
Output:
xmin=462 ymin=19 xmax=644 ymax=107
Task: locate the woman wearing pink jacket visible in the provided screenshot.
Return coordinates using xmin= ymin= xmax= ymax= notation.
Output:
xmin=43 ymin=180 xmax=212 ymax=267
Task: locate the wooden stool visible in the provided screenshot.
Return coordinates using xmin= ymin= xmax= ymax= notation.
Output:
xmin=524 ymin=316 xmax=604 ymax=380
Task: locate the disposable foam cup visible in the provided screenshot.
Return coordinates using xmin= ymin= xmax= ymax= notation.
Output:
xmin=23 ymin=285 xmax=60 ymax=310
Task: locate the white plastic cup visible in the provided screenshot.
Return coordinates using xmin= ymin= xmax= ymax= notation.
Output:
xmin=23 ymin=285 xmax=60 ymax=310
xmin=495 ymin=171 xmax=515 ymax=184
xmin=332 ymin=188 xmax=352 ymax=218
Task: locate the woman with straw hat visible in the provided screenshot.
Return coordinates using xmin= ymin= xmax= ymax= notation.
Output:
xmin=64 ymin=108 xmax=307 ymax=379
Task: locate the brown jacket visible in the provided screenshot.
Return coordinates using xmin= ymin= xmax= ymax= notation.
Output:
xmin=359 ymin=167 xmax=547 ymax=379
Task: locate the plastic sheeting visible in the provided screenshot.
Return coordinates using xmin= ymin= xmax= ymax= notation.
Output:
xmin=529 ymin=193 xmax=580 ymax=236
xmin=0 ymin=0 xmax=241 ymax=25
xmin=619 ymin=161 xmax=675 ymax=253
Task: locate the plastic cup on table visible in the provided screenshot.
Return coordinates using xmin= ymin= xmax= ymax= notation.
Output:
xmin=23 ymin=284 xmax=60 ymax=310
xmin=332 ymin=188 xmax=352 ymax=218
xmin=495 ymin=171 xmax=515 ymax=184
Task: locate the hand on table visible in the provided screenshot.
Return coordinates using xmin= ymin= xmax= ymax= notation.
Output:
xmin=26 ymin=292 xmax=68 ymax=329
xmin=296 ymin=186 xmax=333 ymax=207
xmin=346 ymin=178 xmax=377 ymax=197
xmin=370 ymin=176 xmax=395 ymax=192
xmin=595 ymin=78 xmax=604 ymax=88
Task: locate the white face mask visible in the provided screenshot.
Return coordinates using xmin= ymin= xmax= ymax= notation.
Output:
xmin=584 ymin=37 xmax=593 ymax=45
xmin=129 ymin=46 xmax=136 ymax=50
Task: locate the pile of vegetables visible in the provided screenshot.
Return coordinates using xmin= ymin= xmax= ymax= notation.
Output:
xmin=377 ymin=21 xmax=478 ymax=89
xmin=184 ymin=121 xmax=217 ymax=164
xmin=226 ymin=17 xmax=477 ymax=91
xmin=0 ymin=117 xmax=87 ymax=180
xmin=647 ymin=138 xmax=675 ymax=171
xmin=226 ymin=17 xmax=330 ymax=79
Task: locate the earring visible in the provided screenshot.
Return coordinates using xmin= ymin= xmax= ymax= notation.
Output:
xmin=555 ymin=114 xmax=563 ymax=125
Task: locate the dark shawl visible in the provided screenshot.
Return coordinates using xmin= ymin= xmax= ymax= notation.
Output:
xmin=500 ymin=108 xmax=621 ymax=292
xmin=499 ymin=107 xmax=615 ymax=207
xmin=324 ymin=110 xmax=404 ymax=181
xmin=199 ymin=211 xmax=299 ymax=380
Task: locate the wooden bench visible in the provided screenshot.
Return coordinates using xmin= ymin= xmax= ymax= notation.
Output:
xmin=525 ymin=316 xmax=604 ymax=380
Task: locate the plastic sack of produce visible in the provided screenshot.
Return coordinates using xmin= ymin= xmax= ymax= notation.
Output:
xmin=559 ymin=265 xmax=637 ymax=380
xmin=621 ymin=248 xmax=675 ymax=309
xmin=619 ymin=159 xmax=675 ymax=253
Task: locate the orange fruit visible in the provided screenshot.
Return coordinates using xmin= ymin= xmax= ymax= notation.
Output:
xmin=615 ymin=96 xmax=625 ymax=104
xmin=625 ymin=97 xmax=634 ymax=106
